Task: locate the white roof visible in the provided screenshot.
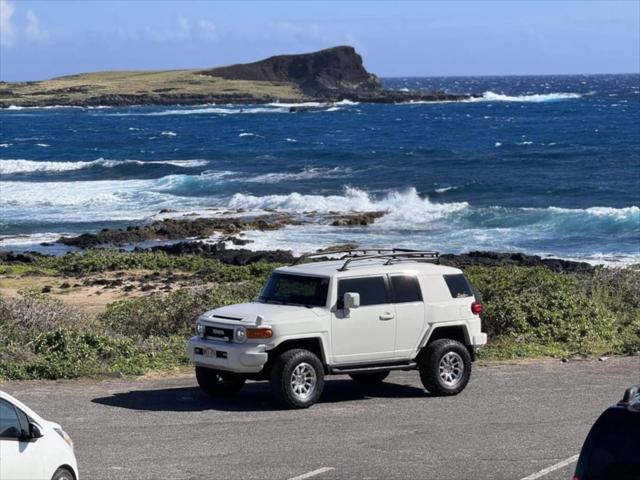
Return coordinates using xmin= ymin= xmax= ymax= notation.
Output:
xmin=276 ymin=258 xmax=462 ymax=277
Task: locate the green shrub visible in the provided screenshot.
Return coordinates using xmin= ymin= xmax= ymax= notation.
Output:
xmin=0 ymin=330 xmax=187 ymax=380
xmin=466 ymin=266 xmax=633 ymax=356
xmin=99 ymin=282 xmax=262 ymax=337
xmin=19 ymin=249 xmax=278 ymax=281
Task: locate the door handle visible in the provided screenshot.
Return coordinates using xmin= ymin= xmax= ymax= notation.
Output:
xmin=379 ymin=312 xmax=395 ymax=321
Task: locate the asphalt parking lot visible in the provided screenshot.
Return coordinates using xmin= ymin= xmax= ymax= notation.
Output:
xmin=3 ymin=356 xmax=639 ymax=480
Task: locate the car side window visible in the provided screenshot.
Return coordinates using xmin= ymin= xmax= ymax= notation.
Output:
xmin=444 ymin=274 xmax=473 ymax=298
xmin=390 ymin=275 xmax=423 ymax=303
xmin=338 ymin=276 xmax=388 ymax=306
xmin=0 ymin=399 xmax=21 ymax=439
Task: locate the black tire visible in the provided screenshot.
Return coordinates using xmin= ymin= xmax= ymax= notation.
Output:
xmin=349 ymin=371 xmax=390 ymax=385
xmin=418 ymin=338 xmax=472 ymax=396
xmin=270 ymin=349 xmax=325 ymax=409
xmin=52 ymin=468 xmax=74 ymax=480
xmin=195 ymin=366 xmax=246 ymax=397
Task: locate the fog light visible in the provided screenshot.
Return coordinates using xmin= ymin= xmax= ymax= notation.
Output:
xmin=196 ymin=322 xmax=205 ymax=338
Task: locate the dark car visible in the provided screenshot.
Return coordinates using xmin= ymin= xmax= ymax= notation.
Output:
xmin=573 ymin=384 xmax=640 ymax=480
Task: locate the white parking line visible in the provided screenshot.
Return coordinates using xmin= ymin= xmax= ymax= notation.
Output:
xmin=519 ymin=454 xmax=580 ymax=480
xmin=288 ymin=467 xmax=335 ymax=480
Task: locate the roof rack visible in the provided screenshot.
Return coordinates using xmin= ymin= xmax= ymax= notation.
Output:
xmin=337 ymin=251 xmax=440 ymax=271
xmin=291 ymin=248 xmax=439 ymax=270
xmin=291 ymin=248 xmax=422 ymax=266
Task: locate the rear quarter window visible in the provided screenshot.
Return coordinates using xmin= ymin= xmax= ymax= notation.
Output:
xmin=390 ymin=275 xmax=423 ymax=303
xmin=444 ymin=274 xmax=474 ymax=299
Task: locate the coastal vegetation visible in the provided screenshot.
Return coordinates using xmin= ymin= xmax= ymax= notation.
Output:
xmin=1 ymin=250 xmax=638 ymax=380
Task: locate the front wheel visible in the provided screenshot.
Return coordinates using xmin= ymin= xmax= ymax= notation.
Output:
xmin=270 ymin=349 xmax=325 ymax=409
xmin=418 ymin=339 xmax=472 ymax=396
xmin=196 ymin=366 xmax=246 ymax=397
xmin=51 ymin=468 xmax=74 ymax=480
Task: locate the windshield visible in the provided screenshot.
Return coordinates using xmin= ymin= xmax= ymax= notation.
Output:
xmin=258 ymin=273 xmax=329 ymax=307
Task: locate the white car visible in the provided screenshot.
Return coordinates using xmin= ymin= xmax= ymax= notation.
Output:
xmin=189 ymin=249 xmax=487 ymax=409
xmin=0 ymin=390 xmax=78 ymax=480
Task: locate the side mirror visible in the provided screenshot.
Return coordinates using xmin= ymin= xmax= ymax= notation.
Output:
xmin=343 ymin=292 xmax=360 ymax=310
xmin=29 ymin=423 xmax=43 ymax=439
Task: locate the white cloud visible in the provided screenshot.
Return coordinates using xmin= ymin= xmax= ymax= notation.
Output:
xmin=175 ymin=16 xmax=190 ymax=39
xmin=197 ymin=19 xmax=217 ymax=41
xmin=0 ymin=0 xmax=16 ymax=48
xmin=25 ymin=9 xmax=49 ymax=43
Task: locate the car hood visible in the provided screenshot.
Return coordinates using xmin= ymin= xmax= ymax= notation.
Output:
xmin=200 ymin=302 xmax=325 ymax=326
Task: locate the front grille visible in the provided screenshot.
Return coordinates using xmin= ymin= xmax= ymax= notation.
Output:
xmin=204 ymin=326 xmax=234 ymax=342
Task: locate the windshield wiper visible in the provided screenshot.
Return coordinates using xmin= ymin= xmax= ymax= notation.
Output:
xmin=259 ymin=297 xmax=286 ymax=305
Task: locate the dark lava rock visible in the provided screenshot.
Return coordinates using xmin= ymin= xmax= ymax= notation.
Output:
xmin=59 ymin=282 xmax=71 ymax=289
xmin=204 ymin=46 xmax=381 ymax=97
xmin=150 ymin=241 xmax=294 ymax=266
xmin=41 ymin=285 xmax=52 ymax=293
xmin=58 ymin=215 xmax=297 ymax=248
xmin=330 ymin=212 xmax=385 ymax=226
xmin=0 ymin=251 xmax=45 ymax=263
xmin=439 ymin=251 xmax=595 ymax=274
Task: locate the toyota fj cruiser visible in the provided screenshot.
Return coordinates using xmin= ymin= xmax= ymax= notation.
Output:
xmin=188 ymin=249 xmax=487 ymax=409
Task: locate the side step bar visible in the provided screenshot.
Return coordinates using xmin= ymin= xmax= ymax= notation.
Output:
xmin=330 ymin=362 xmax=417 ymax=375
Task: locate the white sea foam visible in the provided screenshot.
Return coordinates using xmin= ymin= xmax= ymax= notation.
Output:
xmin=161 ymin=131 xmax=177 ymax=136
xmin=0 ymin=232 xmax=65 ymax=247
xmin=0 ymin=144 xmax=10 ymax=148
xmin=244 ymin=167 xmax=349 ymax=184
xmin=494 ymin=142 xmax=502 ymax=147
xmin=36 ymin=143 xmax=50 ymax=147
xmin=0 ymin=158 xmax=209 ymax=174
xmin=145 ymin=106 xmax=290 ymax=116
xmin=470 ymin=91 xmax=582 ymax=103
xmin=227 ymin=187 xmax=469 ymax=227
xmin=547 ymin=205 xmax=640 ymax=220
xmin=434 ymin=186 xmax=458 ymax=193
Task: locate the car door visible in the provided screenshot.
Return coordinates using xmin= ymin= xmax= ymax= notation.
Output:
xmin=331 ymin=275 xmax=396 ymax=364
xmin=0 ymin=399 xmax=44 ymax=480
xmin=389 ymin=274 xmax=426 ymax=358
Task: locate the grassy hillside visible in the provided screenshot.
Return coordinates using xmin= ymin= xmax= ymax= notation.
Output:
xmin=1 ymin=250 xmax=638 ymax=380
xmin=0 ymin=69 xmax=305 ymax=107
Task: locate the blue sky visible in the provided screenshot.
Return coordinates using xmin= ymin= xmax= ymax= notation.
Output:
xmin=1 ymin=0 xmax=639 ymax=81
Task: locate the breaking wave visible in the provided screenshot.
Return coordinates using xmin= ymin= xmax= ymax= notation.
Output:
xmin=471 ymin=91 xmax=582 ymax=103
xmin=244 ymin=167 xmax=351 ymax=183
xmin=0 ymin=158 xmax=209 ymax=174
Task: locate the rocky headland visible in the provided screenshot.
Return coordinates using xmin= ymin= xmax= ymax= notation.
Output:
xmin=0 ymin=46 xmax=475 ymax=108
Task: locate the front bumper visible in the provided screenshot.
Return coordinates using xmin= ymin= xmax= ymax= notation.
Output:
xmin=188 ymin=336 xmax=268 ymax=373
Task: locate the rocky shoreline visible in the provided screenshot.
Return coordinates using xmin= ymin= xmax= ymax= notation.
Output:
xmin=0 ymin=209 xmax=598 ymax=273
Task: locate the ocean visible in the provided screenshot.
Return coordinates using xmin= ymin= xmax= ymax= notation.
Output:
xmin=1 ymin=74 xmax=639 ymax=264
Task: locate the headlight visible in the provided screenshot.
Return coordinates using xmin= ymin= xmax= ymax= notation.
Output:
xmin=195 ymin=322 xmax=205 ymax=338
xmin=54 ymin=428 xmax=74 ymax=450
xmin=235 ymin=327 xmax=246 ymax=342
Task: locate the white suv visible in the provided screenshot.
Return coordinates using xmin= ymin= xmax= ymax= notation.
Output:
xmin=188 ymin=249 xmax=487 ymax=409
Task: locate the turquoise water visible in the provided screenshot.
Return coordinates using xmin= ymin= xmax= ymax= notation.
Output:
xmin=1 ymin=74 xmax=638 ymax=263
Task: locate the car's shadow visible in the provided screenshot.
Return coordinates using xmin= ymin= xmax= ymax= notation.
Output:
xmin=91 ymin=379 xmax=429 ymax=412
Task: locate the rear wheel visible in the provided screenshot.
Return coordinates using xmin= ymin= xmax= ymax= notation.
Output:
xmin=270 ymin=349 xmax=325 ymax=409
xmin=195 ymin=366 xmax=246 ymax=397
xmin=418 ymin=339 xmax=471 ymax=396
xmin=349 ymin=371 xmax=390 ymax=385
xmin=51 ymin=468 xmax=74 ymax=480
